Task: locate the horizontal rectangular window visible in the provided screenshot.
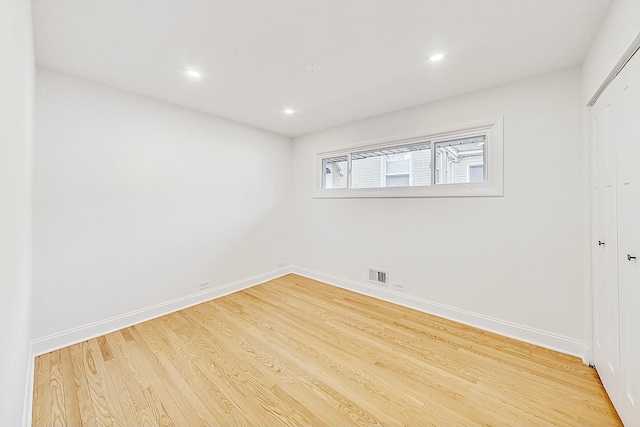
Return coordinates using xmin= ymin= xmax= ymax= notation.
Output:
xmin=315 ymin=117 xmax=503 ymax=198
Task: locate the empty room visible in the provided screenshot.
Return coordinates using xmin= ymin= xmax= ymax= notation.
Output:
xmin=2 ymin=0 xmax=640 ymax=425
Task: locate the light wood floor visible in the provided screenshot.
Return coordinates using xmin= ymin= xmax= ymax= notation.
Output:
xmin=33 ymin=274 xmax=621 ymax=426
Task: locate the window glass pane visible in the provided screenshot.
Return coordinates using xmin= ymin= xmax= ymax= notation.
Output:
xmin=322 ymin=156 xmax=347 ymax=189
xmin=352 ymin=156 xmax=383 ymax=188
xmin=386 ymin=156 xmax=409 ymax=174
xmin=408 ymin=149 xmax=431 ymax=186
xmin=351 ymin=143 xmax=431 ymax=189
xmin=434 ymin=136 xmax=485 ymax=184
xmin=386 ymin=174 xmax=410 ymax=187
xmin=469 ymin=165 xmax=484 ymax=183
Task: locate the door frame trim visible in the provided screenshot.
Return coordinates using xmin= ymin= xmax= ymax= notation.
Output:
xmin=588 ymin=32 xmax=640 ymax=106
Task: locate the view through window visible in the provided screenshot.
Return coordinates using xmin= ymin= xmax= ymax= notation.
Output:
xmin=316 ymin=118 xmax=503 ymax=198
xmin=322 ymin=136 xmax=484 ymax=190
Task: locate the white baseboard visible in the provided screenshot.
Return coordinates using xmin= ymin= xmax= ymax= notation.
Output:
xmin=31 ymin=267 xmax=292 ymax=356
xmin=31 ymin=265 xmax=585 ymax=360
xmin=292 ymin=266 xmax=585 ymax=358
xmin=23 ymin=348 xmax=34 ymax=427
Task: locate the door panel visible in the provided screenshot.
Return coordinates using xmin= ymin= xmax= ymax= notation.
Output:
xmin=616 ymin=52 xmax=640 ymax=424
xmin=592 ymin=95 xmax=620 ymax=406
xmin=592 ymin=49 xmax=640 ymax=426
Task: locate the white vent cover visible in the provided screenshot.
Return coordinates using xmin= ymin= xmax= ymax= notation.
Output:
xmin=368 ymin=268 xmax=388 ymax=286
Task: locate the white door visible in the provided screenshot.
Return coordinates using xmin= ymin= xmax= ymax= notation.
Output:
xmin=592 ymin=49 xmax=640 ymax=426
xmin=591 ymin=77 xmax=620 ymax=407
xmin=615 ymin=49 xmax=640 ymax=424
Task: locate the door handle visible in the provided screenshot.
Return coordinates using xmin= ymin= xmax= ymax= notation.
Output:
xmin=598 ymin=241 xmax=605 ymax=246
xmin=628 ymin=254 xmax=637 ymax=261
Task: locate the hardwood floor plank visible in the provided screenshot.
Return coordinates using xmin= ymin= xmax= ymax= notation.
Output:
xmin=130 ymin=323 xmax=221 ymax=425
xmin=32 ymin=352 xmax=51 ymax=425
xmin=103 ymin=331 xmax=159 ymax=426
xmin=218 ymin=288 xmax=502 ymax=425
xmin=133 ymin=321 xmax=229 ymax=425
xmin=102 ymin=356 xmax=145 ymax=425
xmin=142 ymin=315 xmax=260 ymax=424
xmin=32 ymin=274 xmax=622 ymax=426
xmin=79 ymin=340 xmax=114 ymax=426
xmin=159 ymin=311 xmax=306 ymax=426
xmin=188 ymin=300 xmax=391 ymax=426
xmin=49 ymin=351 xmax=67 ymax=426
xmin=238 ymin=284 xmax=478 ymax=411
xmin=67 ymin=343 xmax=97 ymax=426
xmin=59 ymin=347 xmax=82 ymax=425
xmin=126 ymin=324 xmax=209 ymax=425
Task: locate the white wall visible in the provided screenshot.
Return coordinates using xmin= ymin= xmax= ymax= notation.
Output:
xmin=33 ymin=69 xmax=292 ymax=341
xmin=292 ymin=67 xmax=585 ymax=351
xmin=583 ymin=0 xmax=640 ymax=103
xmin=0 ymin=1 xmax=34 ymax=425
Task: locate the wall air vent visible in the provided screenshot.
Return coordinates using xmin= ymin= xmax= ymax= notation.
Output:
xmin=368 ymin=268 xmax=388 ymax=286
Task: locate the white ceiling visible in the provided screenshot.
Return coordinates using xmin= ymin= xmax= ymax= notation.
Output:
xmin=33 ymin=0 xmax=612 ymax=137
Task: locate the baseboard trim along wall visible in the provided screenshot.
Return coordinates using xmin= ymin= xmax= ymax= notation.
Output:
xmin=291 ymin=266 xmax=585 ymax=359
xmin=31 ymin=267 xmax=291 ymax=356
xmin=23 ymin=351 xmax=35 ymax=427
xmin=32 ymin=266 xmax=584 ymax=359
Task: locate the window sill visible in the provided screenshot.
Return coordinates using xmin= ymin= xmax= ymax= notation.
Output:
xmin=314 ymin=182 xmax=503 ymax=199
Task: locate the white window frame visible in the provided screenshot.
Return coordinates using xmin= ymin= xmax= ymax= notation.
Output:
xmin=314 ymin=117 xmax=503 ymax=198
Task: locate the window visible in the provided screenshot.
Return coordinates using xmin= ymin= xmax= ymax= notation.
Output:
xmin=316 ymin=117 xmax=503 ymax=198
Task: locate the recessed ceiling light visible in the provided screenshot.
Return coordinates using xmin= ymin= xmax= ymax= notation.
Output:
xmin=185 ymin=69 xmax=201 ymax=78
xmin=283 ymin=108 xmax=295 ymax=115
xmin=305 ymin=63 xmax=321 ymax=73
xmin=430 ymin=53 xmax=444 ymax=62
